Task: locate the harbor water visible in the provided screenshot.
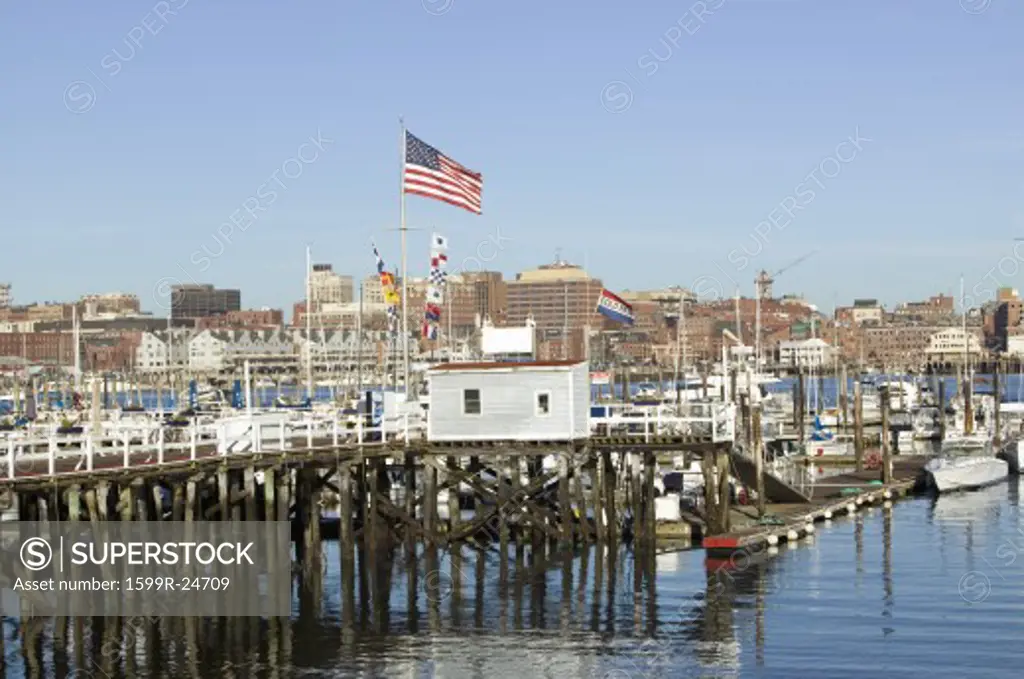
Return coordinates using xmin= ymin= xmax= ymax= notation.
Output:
xmin=4 ymin=479 xmax=1024 ymax=677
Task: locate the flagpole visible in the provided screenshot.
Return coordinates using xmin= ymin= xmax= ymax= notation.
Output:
xmin=305 ymin=244 xmax=313 ymax=402
xmin=399 ymin=116 xmax=411 ymax=398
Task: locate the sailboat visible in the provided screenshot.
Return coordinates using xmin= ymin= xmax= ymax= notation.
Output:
xmin=923 ymin=276 xmax=1006 ymax=493
xmin=806 ymin=415 xmax=851 ymax=456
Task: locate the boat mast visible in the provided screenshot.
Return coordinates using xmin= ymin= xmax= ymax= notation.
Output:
xmin=305 ymin=245 xmax=314 ymax=403
xmin=674 ymin=291 xmax=682 ymax=404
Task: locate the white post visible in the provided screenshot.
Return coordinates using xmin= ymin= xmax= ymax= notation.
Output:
xmin=6 ymin=439 xmax=14 ymax=480
xmin=279 ymin=421 xmax=286 ymax=451
xmin=357 ymin=416 xmax=364 ymax=446
xmin=404 ymin=411 xmax=409 ymax=442
xmin=190 ymin=419 xmax=198 ymax=461
xmin=244 ymin=359 xmax=253 ymax=417
xmin=250 ymin=420 xmax=259 ymax=453
xmin=332 ymin=417 xmax=339 ymax=447
xmin=157 ymin=425 xmax=165 ymax=466
xmin=122 ymin=433 xmax=130 ymax=469
xmin=86 ymin=435 xmax=94 ymax=472
xmin=48 ymin=433 xmax=57 ymax=476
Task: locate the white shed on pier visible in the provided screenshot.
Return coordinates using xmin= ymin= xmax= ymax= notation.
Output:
xmin=426 ymin=361 xmax=589 ymax=442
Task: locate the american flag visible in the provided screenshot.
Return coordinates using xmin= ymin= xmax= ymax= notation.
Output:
xmin=404 ymin=131 xmax=483 ymax=215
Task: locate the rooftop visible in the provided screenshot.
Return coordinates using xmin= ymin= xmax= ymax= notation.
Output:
xmin=429 ymin=360 xmax=583 ymax=372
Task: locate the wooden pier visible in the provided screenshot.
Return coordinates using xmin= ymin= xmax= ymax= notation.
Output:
xmin=0 ymin=408 xmax=744 ymax=580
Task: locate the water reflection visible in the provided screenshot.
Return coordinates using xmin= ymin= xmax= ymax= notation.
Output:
xmin=8 ymin=483 xmax=1024 ymax=677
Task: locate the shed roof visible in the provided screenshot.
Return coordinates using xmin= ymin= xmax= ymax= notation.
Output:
xmin=428 ymin=360 xmax=583 ymax=372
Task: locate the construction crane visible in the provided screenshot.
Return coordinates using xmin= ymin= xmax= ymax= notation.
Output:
xmin=754 ymin=249 xmax=820 ymax=371
xmin=756 ymin=249 xmax=820 ymax=300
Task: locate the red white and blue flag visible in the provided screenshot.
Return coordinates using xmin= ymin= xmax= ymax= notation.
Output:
xmin=596 ymin=288 xmax=634 ymax=326
xmin=422 ymin=232 xmax=449 ymax=339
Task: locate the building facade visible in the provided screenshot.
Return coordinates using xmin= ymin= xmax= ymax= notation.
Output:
xmin=0 ymin=332 xmax=75 ymax=365
xmin=170 ymin=284 xmax=241 ymax=320
xmin=81 ymin=293 xmax=141 ymax=319
xmin=309 ymin=264 xmax=354 ymax=306
xmin=196 ymin=309 xmax=284 ymax=330
xmin=778 ymin=338 xmax=833 ymax=368
xmin=924 ymin=328 xmax=983 ymax=361
xmin=506 ymin=260 xmax=602 ymax=360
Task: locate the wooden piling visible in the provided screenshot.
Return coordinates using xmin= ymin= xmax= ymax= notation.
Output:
xmin=66 ymin=485 xmax=81 ymax=522
xmin=643 ymin=450 xmax=655 ymax=544
xmin=404 ymin=451 xmax=416 ymax=547
xmin=185 ymin=479 xmax=196 ymax=522
xmin=499 ymin=456 xmax=511 ymax=583
xmin=630 ymin=453 xmax=643 ymax=544
xmin=797 ymin=367 xmax=806 ymax=448
xmin=716 ymin=448 xmax=731 ymax=534
xmin=602 ymin=450 xmax=616 ymax=540
xmin=218 ymin=468 xmax=230 ymax=521
xmin=881 ymin=387 xmax=892 ymax=484
xmin=559 ymin=450 xmax=572 ymax=544
xmin=994 ymin=361 xmax=1002 ymax=447
xmin=753 ymin=405 xmax=765 ymax=518
xmin=424 ymin=461 xmax=438 ymax=542
xmin=840 ymin=363 xmax=849 ymax=433
xmin=854 ymin=379 xmax=864 ymax=472
xmin=938 ymin=379 xmax=947 ymax=440
xmin=592 ymin=453 xmax=605 ymax=543
xmin=447 ymin=456 xmax=460 ymax=537
xmin=702 ymin=453 xmax=718 ymax=535
xmin=244 ymin=466 xmax=257 ymax=520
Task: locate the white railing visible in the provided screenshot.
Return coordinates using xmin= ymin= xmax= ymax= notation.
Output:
xmin=589 ymin=404 xmax=736 ymax=443
xmin=1 ymin=411 xmax=426 ymax=481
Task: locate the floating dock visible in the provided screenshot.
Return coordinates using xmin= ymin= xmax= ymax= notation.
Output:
xmin=704 ymin=455 xmax=927 ymax=554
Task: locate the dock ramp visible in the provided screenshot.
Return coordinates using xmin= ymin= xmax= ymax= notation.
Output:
xmin=729 ymin=448 xmax=810 ymax=504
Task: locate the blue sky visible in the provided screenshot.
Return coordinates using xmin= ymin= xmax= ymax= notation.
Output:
xmin=1 ymin=0 xmax=1021 ymax=316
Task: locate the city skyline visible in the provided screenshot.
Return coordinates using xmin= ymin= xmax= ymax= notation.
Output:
xmin=1 ymin=1 xmax=1021 ymax=318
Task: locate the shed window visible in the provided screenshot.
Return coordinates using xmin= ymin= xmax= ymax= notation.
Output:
xmin=463 ymin=389 xmax=481 ymax=415
xmin=536 ymin=391 xmax=551 ymax=416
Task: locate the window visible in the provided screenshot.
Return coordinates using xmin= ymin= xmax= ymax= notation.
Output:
xmin=463 ymin=389 xmax=481 ymax=415
xmin=536 ymin=391 xmax=551 ymax=416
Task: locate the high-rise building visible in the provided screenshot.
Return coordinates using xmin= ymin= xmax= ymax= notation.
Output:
xmin=309 ymin=264 xmax=354 ymax=307
xmin=170 ymin=284 xmax=241 ymax=320
xmin=507 ymin=259 xmax=602 ymax=360
xmin=463 ymin=271 xmax=507 ymax=325
xmin=0 ymin=283 xmax=10 ymax=308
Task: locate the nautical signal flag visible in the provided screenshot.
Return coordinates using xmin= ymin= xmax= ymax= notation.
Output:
xmin=404 ymin=131 xmax=483 ymax=215
xmin=596 ymin=288 xmax=634 ymax=326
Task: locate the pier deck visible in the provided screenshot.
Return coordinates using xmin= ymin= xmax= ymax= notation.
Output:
xmin=704 ymin=455 xmax=927 ymax=554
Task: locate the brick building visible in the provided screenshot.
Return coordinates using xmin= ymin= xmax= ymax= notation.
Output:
xmin=196 ymin=309 xmax=284 ymax=330
xmin=0 ymin=332 xmax=74 ymax=365
xmin=506 ymin=260 xmax=603 ymax=357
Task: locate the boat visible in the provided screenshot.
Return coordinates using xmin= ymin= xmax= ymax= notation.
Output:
xmin=805 ymin=415 xmax=851 ymax=456
xmin=922 ymin=440 xmax=1008 ymax=493
xmin=996 ymin=435 xmax=1024 ymax=474
xmin=925 ymin=436 xmax=1003 ymax=493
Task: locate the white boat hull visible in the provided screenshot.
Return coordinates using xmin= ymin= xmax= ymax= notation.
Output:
xmin=997 ymin=439 xmax=1024 ymax=474
xmin=925 ymin=457 xmax=1008 ymax=493
xmin=806 ymin=439 xmax=851 ymax=456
